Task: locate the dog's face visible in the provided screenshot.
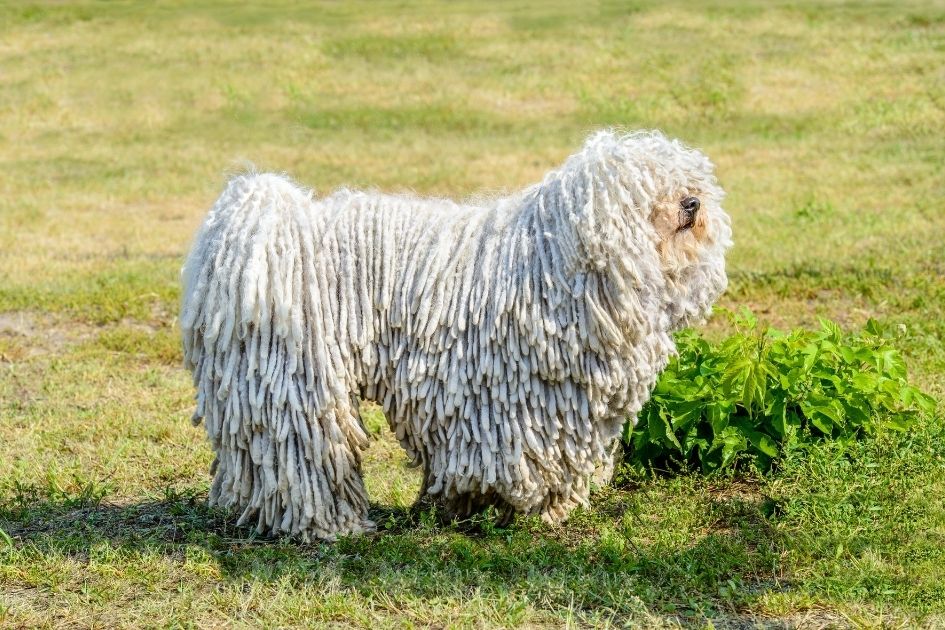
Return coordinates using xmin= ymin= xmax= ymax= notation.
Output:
xmin=617 ymin=132 xmax=733 ymax=327
xmin=561 ymin=130 xmax=732 ymax=328
xmin=648 ymin=181 xmax=727 ymax=273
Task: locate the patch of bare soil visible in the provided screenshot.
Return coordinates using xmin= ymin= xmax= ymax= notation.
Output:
xmin=0 ymin=311 xmax=100 ymax=360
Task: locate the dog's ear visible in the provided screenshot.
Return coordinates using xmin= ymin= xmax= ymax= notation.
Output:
xmin=534 ymin=146 xmax=669 ymax=348
xmin=566 ymin=148 xmax=663 ymax=279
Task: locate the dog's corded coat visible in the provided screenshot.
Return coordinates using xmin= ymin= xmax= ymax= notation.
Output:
xmin=180 ymin=130 xmax=732 ymax=539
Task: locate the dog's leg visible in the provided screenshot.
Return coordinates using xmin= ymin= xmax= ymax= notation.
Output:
xmin=312 ymin=398 xmax=376 ymax=538
xmin=537 ymin=479 xmax=591 ymax=526
xmin=204 ymin=350 xmax=374 ymax=541
xmin=591 ymin=438 xmax=623 ymax=490
xmin=183 ymin=173 xmax=375 ymax=541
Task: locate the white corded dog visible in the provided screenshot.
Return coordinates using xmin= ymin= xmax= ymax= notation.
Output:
xmin=180 ymin=130 xmax=732 ymax=540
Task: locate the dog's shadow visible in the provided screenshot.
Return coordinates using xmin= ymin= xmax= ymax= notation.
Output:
xmin=1 ymin=489 xmax=443 ymax=551
xmin=0 ymin=485 xmax=788 ymax=623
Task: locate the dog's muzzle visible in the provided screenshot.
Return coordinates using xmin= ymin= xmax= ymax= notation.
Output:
xmin=679 ymin=196 xmax=700 ymax=230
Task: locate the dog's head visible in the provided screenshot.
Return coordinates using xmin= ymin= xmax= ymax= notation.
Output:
xmin=565 ymin=130 xmax=732 ymax=331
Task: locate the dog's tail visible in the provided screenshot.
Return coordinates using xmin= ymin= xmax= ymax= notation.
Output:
xmin=180 ymin=173 xmax=372 ymax=540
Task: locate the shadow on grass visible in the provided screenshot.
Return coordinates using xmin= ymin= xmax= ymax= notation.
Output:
xmin=0 ymin=483 xmax=788 ymax=624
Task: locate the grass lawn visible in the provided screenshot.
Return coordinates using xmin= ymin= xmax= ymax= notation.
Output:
xmin=1 ymin=1 xmax=944 ymax=627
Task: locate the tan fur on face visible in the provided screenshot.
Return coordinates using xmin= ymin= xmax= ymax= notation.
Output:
xmin=650 ymin=192 xmax=712 ymax=271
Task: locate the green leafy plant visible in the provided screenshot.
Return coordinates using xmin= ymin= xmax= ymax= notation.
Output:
xmin=625 ymin=310 xmax=937 ymax=473
xmin=0 ymin=527 xmax=11 ymax=550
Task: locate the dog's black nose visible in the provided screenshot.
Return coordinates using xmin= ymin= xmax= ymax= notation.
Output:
xmin=681 ymin=196 xmax=700 ymax=213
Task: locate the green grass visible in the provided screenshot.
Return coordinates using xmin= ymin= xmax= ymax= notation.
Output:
xmin=1 ymin=0 xmax=944 ymax=627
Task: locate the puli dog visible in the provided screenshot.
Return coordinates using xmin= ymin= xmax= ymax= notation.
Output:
xmin=180 ymin=130 xmax=732 ymax=540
